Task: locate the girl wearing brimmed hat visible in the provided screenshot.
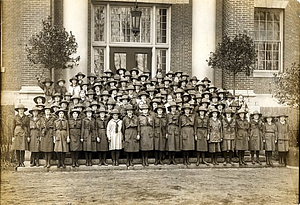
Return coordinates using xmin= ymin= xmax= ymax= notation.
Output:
xmin=69 ymin=76 xmax=81 ymax=96
xmin=208 ymin=108 xmax=222 ymax=165
xmin=153 ymin=105 xmax=167 ymax=165
xmin=53 ymin=109 xmax=69 ymax=168
xmin=107 ymin=108 xmax=123 ymax=166
xmin=179 ymin=103 xmax=196 ymax=166
xmin=195 ymin=107 xmax=209 ymax=166
xmin=249 ymin=110 xmax=263 ymax=165
xmin=28 ymin=106 xmax=42 ymax=167
xmin=40 ymin=104 xmax=56 ymax=168
xmin=69 ymin=109 xmax=82 ymax=167
xmin=12 ymin=104 xmax=30 ymax=168
xmin=263 ymin=115 xmax=277 ymax=166
xmin=33 ymin=95 xmax=46 ymax=105
xmin=166 ymin=101 xmax=180 ymax=165
xmin=276 ymin=114 xmax=289 ymax=165
xmin=37 ymin=77 xmax=54 ymax=103
xmin=121 ymin=104 xmax=140 ymax=167
xmin=236 ymin=109 xmax=250 ymax=165
xmin=55 ymin=79 xmax=67 ymax=97
xmin=221 ymin=108 xmax=236 ymax=165
xmin=75 ymin=72 xmax=86 ymax=86
xmin=96 ymin=107 xmax=109 ymax=166
xmin=81 ymin=107 xmax=97 ymax=166
xmin=138 ymin=104 xmax=154 ymax=166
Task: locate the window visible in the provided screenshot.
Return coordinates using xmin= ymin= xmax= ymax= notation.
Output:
xmin=254 ymin=9 xmax=282 ymax=71
xmin=92 ymin=4 xmax=170 ymax=76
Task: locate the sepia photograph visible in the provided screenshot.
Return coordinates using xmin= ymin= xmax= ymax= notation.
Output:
xmin=0 ymin=0 xmax=299 ymax=204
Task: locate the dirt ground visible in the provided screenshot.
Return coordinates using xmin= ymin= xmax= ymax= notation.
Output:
xmin=0 ymin=168 xmax=299 ymax=205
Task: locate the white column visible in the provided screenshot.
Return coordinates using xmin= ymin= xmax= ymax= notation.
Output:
xmin=63 ymin=0 xmax=88 ymax=87
xmin=192 ymin=0 xmax=216 ymax=83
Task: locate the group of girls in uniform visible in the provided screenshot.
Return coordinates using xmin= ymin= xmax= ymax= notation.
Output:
xmin=12 ymin=68 xmax=290 ymax=168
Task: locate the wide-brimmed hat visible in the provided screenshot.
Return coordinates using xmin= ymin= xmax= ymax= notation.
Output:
xmin=223 ymin=108 xmax=234 ymax=115
xmin=64 ymin=92 xmax=72 ymax=97
xmin=104 ymin=69 xmax=113 ymax=75
xmin=217 ymin=89 xmax=227 ymax=94
xmin=175 ymin=98 xmax=182 ymax=104
xmin=43 ymin=104 xmax=52 ymax=111
xmin=154 ymin=93 xmax=164 ymax=99
xmin=69 ymin=76 xmax=78 ymax=83
xmin=70 ymin=108 xmax=81 ymax=115
xmin=226 ymin=93 xmax=235 ymax=99
xmin=113 ymin=74 xmax=121 ymax=81
xmin=215 ymin=101 xmax=226 ymax=109
xmin=75 ymin=72 xmax=86 ymax=79
xmin=130 ymin=67 xmax=139 ymax=75
xmin=140 ymin=104 xmax=149 ymax=110
xmin=52 ymin=93 xmax=62 ymax=99
xmin=138 ymin=91 xmax=149 ymax=98
xmin=36 ymin=103 xmax=45 ymax=108
xmin=93 ymin=83 xmax=103 ymax=90
xmin=209 ymin=108 xmax=220 ymax=116
xmin=117 ymin=67 xmax=126 ymax=73
xmin=121 ymin=95 xmax=129 ymax=101
xmin=86 ymin=89 xmax=95 ymax=95
xmin=150 ymin=98 xmax=161 ymax=106
xmin=156 ymin=73 xmax=163 ymax=79
xmin=199 ymin=98 xmax=210 ymax=106
xmin=146 ymin=86 xmax=157 ymax=94
xmin=163 ymin=77 xmax=172 ymax=83
xmin=166 ymin=70 xmax=174 ymax=77
xmin=126 ymin=85 xmax=135 ymax=91
xmin=175 ymin=88 xmax=184 ymax=94
xmin=277 ymin=114 xmax=288 ymax=118
xmin=182 ymin=72 xmax=189 ymax=78
xmin=56 ymin=78 xmax=65 ymax=85
xmin=197 ymin=106 xmax=208 ymax=113
xmin=182 ymin=103 xmax=192 ymax=110
xmin=151 ymin=77 xmax=158 ymax=83
xmin=190 ymin=76 xmax=198 ymax=82
xmin=125 ymin=104 xmax=134 ymax=111
xmin=201 ymin=91 xmax=212 ymax=98
xmin=97 ymin=107 xmax=107 ymax=114
xmin=109 ymin=86 xmax=118 ymax=94
xmin=201 ymin=77 xmax=211 ymax=83
xmin=230 ymin=101 xmax=239 ymax=108
xmin=154 ymin=105 xmax=166 ymax=113
xmin=111 ymin=108 xmax=120 ymax=115
xmin=210 ymin=93 xmax=220 ymax=100
xmin=89 ymin=101 xmax=100 ymax=108
xmin=33 ymin=95 xmax=46 ymax=104
xmin=107 ymin=98 xmax=116 ymax=105
xmin=55 ymin=108 xmax=67 ymax=115
xmin=101 ymin=90 xmax=110 ymax=96
xmin=237 ymin=109 xmax=247 ymax=115
xmin=29 ymin=106 xmax=41 ymax=114
xmin=71 ymin=95 xmax=81 ymax=100
xmin=124 ymin=71 xmax=131 ymax=77
xmin=120 ymin=77 xmax=128 ymax=83
xmin=74 ymin=103 xmax=85 ymax=109
xmin=196 ymin=81 xmax=205 ymax=87
xmin=250 ymin=110 xmax=262 ymax=117
xmin=138 ymin=73 xmax=148 ymax=80
xmin=42 ymin=78 xmax=53 ymax=85
xmin=51 ymin=103 xmax=60 ymax=109
xmin=84 ymin=107 xmax=93 ymax=113
xmin=182 ymin=93 xmax=191 ymax=102
xmin=174 ymin=71 xmax=183 ymax=75
xmin=60 ymin=99 xmax=69 ymax=105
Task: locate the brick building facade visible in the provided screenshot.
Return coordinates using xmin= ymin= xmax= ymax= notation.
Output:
xmin=1 ymin=0 xmax=299 ymax=113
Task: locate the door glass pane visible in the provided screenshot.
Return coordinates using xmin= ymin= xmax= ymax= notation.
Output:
xmin=135 ymin=53 xmax=148 ymax=73
xmin=114 ymin=53 xmax=126 ymax=70
xmin=157 ymin=49 xmax=167 ymax=76
xmin=110 ymin=6 xmax=151 ymax=43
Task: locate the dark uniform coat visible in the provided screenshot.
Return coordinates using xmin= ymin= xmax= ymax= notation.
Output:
xmin=263 ymin=122 xmax=277 ymax=151
xmin=222 ymin=117 xmax=236 ymax=151
xmin=122 ymin=115 xmax=139 ymax=152
xmin=235 ymin=118 xmax=250 ymax=151
xmin=249 ymin=119 xmax=263 ymax=151
xmin=179 ymin=114 xmax=195 ymax=151
xmin=96 ymin=117 xmax=109 ymax=152
xmin=28 ymin=117 xmax=41 ymax=152
xmin=138 ymin=114 xmax=154 ymax=151
xmin=153 ymin=114 xmax=167 ymax=151
xmin=12 ymin=114 xmax=30 ymax=150
xmin=69 ymin=118 xmax=82 ymax=151
xmin=276 ymin=121 xmax=289 ymax=152
xmin=166 ymin=112 xmax=180 ymax=152
xmin=40 ymin=115 xmax=56 ymax=152
xmin=54 ymin=118 xmax=69 ymax=152
xmin=208 ymin=117 xmax=222 ymax=153
xmin=195 ymin=115 xmax=209 ymax=152
xmin=81 ymin=117 xmax=97 ymax=152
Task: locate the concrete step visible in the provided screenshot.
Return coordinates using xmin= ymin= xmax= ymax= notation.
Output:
xmin=17 ymin=162 xmax=286 ymax=172
xmin=23 ymin=156 xmax=266 ymax=166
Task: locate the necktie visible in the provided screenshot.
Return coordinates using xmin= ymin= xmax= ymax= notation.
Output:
xmin=115 ymin=120 xmax=119 ymax=133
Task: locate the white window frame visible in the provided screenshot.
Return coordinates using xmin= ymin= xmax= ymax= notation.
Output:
xmin=253 ymin=8 xmax=283 ymax=78
xmin=91 ymin=3 xmax=171 ymax=76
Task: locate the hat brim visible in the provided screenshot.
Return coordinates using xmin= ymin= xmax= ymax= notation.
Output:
xmin=15 ymin=107 xmax=28 ymax=112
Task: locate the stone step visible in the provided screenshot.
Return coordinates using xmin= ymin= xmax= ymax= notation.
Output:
xmin=17 ymin=162 xmax=286 ymax=172
xmin=24 ymin=156 xmax=267 ymax=166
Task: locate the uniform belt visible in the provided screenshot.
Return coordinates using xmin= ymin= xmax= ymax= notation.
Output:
xmin=182 ymin=125 xmax=193 ymax=127
xmin=265 ymin=132 xmax=275 ymax=133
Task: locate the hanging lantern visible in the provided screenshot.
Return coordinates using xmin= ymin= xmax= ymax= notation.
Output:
xmin=131 ymin=1 xmax=142 ymax=37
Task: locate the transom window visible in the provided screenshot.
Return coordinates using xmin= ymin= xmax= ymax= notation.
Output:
xmin=92 ymin=4 xmax=170 ymax=76
xmin=254 ymin=8 xmax=283 ymax=71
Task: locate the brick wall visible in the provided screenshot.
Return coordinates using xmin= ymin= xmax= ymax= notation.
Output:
xmin=2 ymin=0 xmax=51 ymax=90
xmin=170 ymin=2 xmax=192 ymax=75
xmin=222 ymin=0 xmax=255 ymax=91
xmin=214 ymin=0 xmax=223 ymax=88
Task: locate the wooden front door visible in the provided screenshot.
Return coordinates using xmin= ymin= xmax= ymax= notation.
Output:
xmin=110 ymin=47 xmax=152 ymax=75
